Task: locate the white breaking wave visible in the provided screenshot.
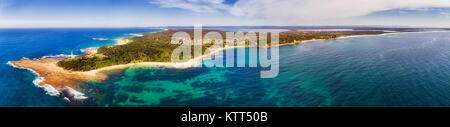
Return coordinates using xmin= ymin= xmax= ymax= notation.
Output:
xmin=63 ymin=97 xmax=70 ymax=102
xmin=124 ymin=33 xmax=144 ymax=37
xmin=92 ymin=38 xmax=109 ymax=41
xmin=7 ymin=61 xmax=60 ymax=96
xmin=41 ymin=84 xmax=60 ymax=96
xmin=6 ymin=61 xmax=21 ymax=69
xmin=64 ymin=87 xmax=88 ymax=100
xmin=7 ymin=60 xmax=88 ymax=100
xmin=42 ymin=54 xmax=75 ymax=59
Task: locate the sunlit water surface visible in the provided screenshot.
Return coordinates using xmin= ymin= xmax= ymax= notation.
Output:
xmin=1 ymin=29 xmax=449 ymax=106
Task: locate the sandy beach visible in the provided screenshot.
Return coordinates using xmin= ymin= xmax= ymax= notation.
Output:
xmin=80 ymin=47 xmax=99 ymax=55
xmin=80 ymin=37 xmax=132 ymax=57
xmin=114 ymin=38 xmax=130 ymax=45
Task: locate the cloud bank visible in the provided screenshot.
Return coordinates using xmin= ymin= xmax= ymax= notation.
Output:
xmin=150 ymin=0 xmax=230 ymax=13
xmin=151 ymin=0 xmax=450 ymax=20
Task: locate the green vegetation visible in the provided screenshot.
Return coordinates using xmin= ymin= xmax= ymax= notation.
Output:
xmin=279 ymin=30 xmax=385 ymax=43
xmin=57 ymin=30 xmax=220 ymax=71
xmin=57 ymin=30 xmax=386 ymax=71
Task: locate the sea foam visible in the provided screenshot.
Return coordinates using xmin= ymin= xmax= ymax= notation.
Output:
xmin=92 ymin=38 xmax=109 ymax=41
xmin=7 ymin=61 xmax=61 ymax=96
xmin=7 ymin=60 xmax=88 ymax=100
xmin=42 ymin=54 xmax=75 ymax=59
xmin=64 ymin=87 xmax=88 ymax=100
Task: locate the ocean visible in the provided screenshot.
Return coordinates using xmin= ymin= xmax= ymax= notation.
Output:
xmin=0 ymin=28 xmax=449 ymax=107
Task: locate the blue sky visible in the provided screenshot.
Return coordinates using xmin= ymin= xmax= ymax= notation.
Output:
xmin=0 ymin=0 xmax=449 ymax=28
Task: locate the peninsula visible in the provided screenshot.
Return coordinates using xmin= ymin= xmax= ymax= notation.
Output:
xmin=9 ymin=29 xmax=389 ymax=101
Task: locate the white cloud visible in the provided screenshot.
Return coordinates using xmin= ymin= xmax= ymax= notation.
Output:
xmin=151 ymin=0 xmax=450 ymax=20
xmin=230 ymin=0 xmax=450 ymax=20
xmin=150 ymin=0 xmax=230 ymax=13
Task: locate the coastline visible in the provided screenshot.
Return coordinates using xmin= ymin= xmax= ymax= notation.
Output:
xmin=83 ymin=30 xmax=444 ymax=74
xmin=80 ymin=34 xmax=141 ymax=55
xmin=9 ymin=30 xmax=435 ymax=101
xmin=8 ymin=57 xmax=101 ymax=102
xmin=6 ymin=61 xmax=61 ymax=97
xmin=8 ymin=32 xmax=152 ymax=101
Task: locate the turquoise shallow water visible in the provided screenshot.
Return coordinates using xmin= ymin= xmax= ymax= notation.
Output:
xmin=85 ymin=31 xmax=450 ymax=107
xmin=1 ymin=29 xmax=449 ymax=107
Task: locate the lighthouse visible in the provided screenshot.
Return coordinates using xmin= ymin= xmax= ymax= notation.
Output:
xmin=70 ymin=51 xmax=75 ymax=59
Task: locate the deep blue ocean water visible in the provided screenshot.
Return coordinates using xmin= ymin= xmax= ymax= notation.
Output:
xmin=0 ymin=29 xmax=449 ymax=107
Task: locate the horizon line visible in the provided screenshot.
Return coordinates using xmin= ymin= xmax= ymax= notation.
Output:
xmin=0 ymin=25 xmax=449 ymax=29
